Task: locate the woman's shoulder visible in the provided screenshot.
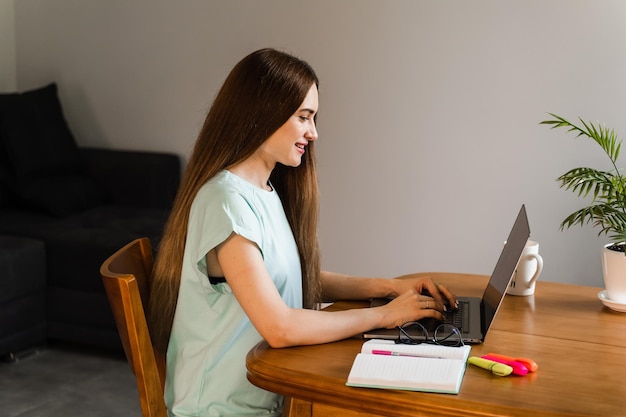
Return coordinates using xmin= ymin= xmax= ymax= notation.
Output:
xmin=194 ymin=171 xmax=259 ymax=213
xmin=200 ymin=170 xmax=244 ymax=196
xmin=200 ymin=170 xmax=273 ymax=199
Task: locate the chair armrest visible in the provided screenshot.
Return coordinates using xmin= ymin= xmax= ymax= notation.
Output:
xmin=79 ymin=147 xmax=180 ymax=209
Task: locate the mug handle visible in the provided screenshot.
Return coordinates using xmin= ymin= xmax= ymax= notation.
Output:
xmin=526 ymin=253 xmax=543 ymax=288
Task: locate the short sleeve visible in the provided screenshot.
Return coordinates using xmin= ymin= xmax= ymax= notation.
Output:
xmin=186 ymin=180 xmax=265 ymax=281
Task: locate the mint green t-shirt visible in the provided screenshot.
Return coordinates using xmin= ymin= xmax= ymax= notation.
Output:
xmin=165 ymin=170 xmax=303 ymax=417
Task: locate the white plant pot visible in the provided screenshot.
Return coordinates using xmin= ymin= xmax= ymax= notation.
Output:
xmin=601 ymin=243 xmax=626 ymax=304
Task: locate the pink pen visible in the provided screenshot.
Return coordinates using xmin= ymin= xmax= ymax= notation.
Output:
xmin=372 ymin=350 xmax=445 ymax=359
xmin=481 ymin=355 xmax=528 ymax=376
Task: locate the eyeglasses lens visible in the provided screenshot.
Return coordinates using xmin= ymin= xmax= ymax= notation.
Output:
xmin=397 ymin=322 xmax=463 ymax=346
xmin=434 ymin=324 xmax=463 ymax=346
xmin=398 ymin=322 xmax=428 ymax=344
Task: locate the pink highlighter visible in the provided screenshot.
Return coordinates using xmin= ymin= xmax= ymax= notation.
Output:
xmin=481 ymin=355 xmax=529 ymax=376
xmin=485 ymin=353 xmax=538 ymax=373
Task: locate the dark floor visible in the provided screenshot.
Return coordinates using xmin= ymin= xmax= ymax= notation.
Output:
xmin=0 ymin=342 xmax=141 ymax=417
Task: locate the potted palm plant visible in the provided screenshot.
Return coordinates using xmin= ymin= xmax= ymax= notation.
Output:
xmin=542 ymin=114 xmax=626 ymax=308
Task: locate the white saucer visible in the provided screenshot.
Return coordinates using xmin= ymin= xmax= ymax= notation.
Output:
xmin=598 ymin=290 xmax=626 ymax=312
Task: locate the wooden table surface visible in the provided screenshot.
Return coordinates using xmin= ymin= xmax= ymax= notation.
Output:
xmin=246 ymin=273 xmax=626 ymax=417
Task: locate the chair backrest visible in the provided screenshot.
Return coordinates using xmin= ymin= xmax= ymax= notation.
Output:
xmin=100 ymin=237 xmax=167 ymax=417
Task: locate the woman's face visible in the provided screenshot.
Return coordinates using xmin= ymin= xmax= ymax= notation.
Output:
xmin=258 ymin=84 xmax=319 ymax=168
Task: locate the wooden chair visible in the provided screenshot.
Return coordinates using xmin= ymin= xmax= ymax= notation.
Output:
xmin=100 ymin=237 xmax=167 ymax=417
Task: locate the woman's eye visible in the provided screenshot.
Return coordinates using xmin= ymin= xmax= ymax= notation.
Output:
xmin=299 ymin=116 xmax=309 ymax=122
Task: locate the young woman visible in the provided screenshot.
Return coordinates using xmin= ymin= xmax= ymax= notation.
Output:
xmin=148 ymin=48 xmax=457 ymax=417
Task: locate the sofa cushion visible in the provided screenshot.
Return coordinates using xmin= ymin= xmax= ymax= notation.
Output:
xmin=19 ymin=174 xmax=109 ymax=217
xmin=2 ymin=204 xmax=168 ymax=291
xmin=0 ymin=236 xmax=47 ymax=356
xmin=0 ymin=131 xmax=15 ymax=208
xmin=0 ymin=178 xmax=12 ymax=208
xmin=0 ymin=83 xmax=80 ymax=180
xmin=0 ymin=236 xmax=46 ymax=305
xmin=0 ymin=83 xmax=109 ymax=215
xmin=0 ymin=208 xmax=64 ymax=235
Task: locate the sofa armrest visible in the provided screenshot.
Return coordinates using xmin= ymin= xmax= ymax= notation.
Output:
xmin=79 ymin=147 xmax=180 ymax=209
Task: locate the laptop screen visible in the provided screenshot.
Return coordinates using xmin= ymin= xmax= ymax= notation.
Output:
xmin=481 ymin=205 xmax=530 ymax=333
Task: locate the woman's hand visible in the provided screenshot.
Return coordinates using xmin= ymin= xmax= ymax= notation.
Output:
xmin=379 ymin=274 xmax=458 ymax=327
xmin=377 ymin=289 xmax=444 ymax=328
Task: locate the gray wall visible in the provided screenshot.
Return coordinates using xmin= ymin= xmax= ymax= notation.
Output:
xmin=0 ymin=0 xmax=16 ymax=91
xmin=8 ymin=0 xmax=626 ymax=287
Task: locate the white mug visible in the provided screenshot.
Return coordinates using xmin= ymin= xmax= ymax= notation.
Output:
xmin=507 ymin=240 xmax=543 ymax=296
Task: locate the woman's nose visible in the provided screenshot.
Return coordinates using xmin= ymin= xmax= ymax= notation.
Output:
xmin=306 ymin=123 xmax=318 ymax=141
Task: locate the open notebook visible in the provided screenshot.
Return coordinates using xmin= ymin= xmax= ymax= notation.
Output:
xmin=346 ymin=339 xmax=472 ymax=394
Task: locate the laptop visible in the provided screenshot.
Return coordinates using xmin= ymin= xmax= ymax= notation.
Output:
xmin=363 ymin=204 xmax=531 ymax=344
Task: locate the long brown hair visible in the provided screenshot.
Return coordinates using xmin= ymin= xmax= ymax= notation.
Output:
xmin=148 ymin=48 xmax=322 ymax=353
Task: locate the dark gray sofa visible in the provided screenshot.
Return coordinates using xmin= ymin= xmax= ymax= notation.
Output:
xmin=0 ymin=83 xmax=180 ymax=357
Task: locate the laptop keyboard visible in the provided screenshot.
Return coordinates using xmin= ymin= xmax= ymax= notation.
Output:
xmin=444 ymin=300 xmax=470 ymax=331
xmin=421 ymin=300 xmax=470 ymax=332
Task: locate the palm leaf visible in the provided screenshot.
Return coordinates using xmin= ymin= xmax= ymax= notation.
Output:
xmin=560 ymin=204 xmax=626 ymax=234
xmin=541 ymin=113 xmax=621 ymax=162
xmin=557 ymin=167 xmax=614 ymax=200
xmin=543 ymin=113 xmax=626 ymax=245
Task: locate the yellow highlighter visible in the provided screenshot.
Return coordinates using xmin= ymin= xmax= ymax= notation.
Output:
xmin=468 ymin=356 xmax=513 ymax=377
